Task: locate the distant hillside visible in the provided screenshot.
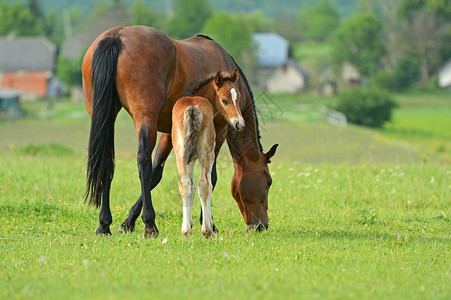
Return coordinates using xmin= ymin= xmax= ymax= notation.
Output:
xmin=10 ymin=0 xmax=358 ymax=19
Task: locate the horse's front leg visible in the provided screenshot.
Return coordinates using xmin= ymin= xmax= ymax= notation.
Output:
xmin=120 ymin=133 xmax=172 ymax=232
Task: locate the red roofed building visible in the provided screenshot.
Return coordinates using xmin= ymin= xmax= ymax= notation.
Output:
xmin=0 ymin=36 xmax=56 ymax=98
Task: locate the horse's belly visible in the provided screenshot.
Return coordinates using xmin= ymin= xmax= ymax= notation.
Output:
xmin=156 ymin=109 xmax=172 ymax=133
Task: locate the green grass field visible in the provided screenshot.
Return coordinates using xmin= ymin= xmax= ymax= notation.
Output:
xmin=0 ymin=92 xmax=450 ymax=299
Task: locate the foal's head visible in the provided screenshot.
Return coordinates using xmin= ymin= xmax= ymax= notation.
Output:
xmin=213 ymin=69 xmax=245 ymax=132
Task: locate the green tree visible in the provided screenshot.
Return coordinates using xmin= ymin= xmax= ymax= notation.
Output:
xmin=398 ymin=0 xmax=451 ymax=20
xmin=299 ymin=0 xmax=340 ymax=41
xmin=245 ymin=11 xmax=276 ymax=33
xmin=57 ymin=49 xmax=86 ymax=87
xmin=397 ymin=0 xmax=451 ymax=87
xmin=331 ymin=13 xmax=386 ymax=77
xmin=0 ymin=1 xmax=44 ymax=36
xmin=393 ymin=56 xmax=420 ymax=89
xmin=129 ymin=1 xmax=165 ymax=29
xmin=167 ymin=0 xmax=213 ymax=39
xmin=202 ymin=12 xmax=253 ymax=59
xmin=27 ymin=0 xmax=45 ymax=23
xmin=202 ymin=12 xmax=257 ymax=77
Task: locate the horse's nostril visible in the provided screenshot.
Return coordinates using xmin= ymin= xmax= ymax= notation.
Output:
xmin=235 ymin=122 xmax=240 ymax=130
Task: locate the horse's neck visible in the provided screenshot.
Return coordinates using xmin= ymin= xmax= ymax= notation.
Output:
xmin=194 ymin=82 xmax=217 ymax=109
xmin=226 ymin=98 xmax=262 ymax=165
xmin=194 ymin=79 xmax=262 ymax=164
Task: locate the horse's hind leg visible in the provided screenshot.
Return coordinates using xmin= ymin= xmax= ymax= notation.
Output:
xmin=119 ymin=134 xmax=172 ymax=232
xmin=97 ymin=179 xmax=113 ymax=235
xmin=137 ymin=124 xmax=159 ymax=238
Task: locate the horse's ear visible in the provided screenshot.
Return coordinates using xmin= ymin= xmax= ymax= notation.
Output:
xmin=230 ymin=68 xmax=239 ymax=82
xmin=265 ymin=144 xmax=278 ymax=163
xmin=215 ymin=71 xmax=224 ymax=88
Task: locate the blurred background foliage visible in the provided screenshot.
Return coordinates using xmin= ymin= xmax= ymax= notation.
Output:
xmin=0 ymin=0 xmax=449 ymax=90
xmin=0 ymin=0 xmax=450 ymax=131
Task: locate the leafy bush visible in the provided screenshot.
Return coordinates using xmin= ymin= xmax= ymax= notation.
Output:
xmin=371 ymin=70 xmax=398 ymax=91
xmin=336 ymin=87 xmax=396 ymax=128
xmin=393 ymin=57 xmax=420 ymax=89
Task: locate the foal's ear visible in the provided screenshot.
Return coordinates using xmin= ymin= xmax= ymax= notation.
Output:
xmin=215 ymin=71 xmax=224 ymax=88
xmin=265 ymin=144 xmax=278 ymax=163
xmin=230 ymin=68 xmax=239 ymax=82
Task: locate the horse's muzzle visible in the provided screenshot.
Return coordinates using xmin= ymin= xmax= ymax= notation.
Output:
xmin=233 ymin=118 xmax=245 ymax=132
xmin=245 ymin=223 xmax=268 ymax=232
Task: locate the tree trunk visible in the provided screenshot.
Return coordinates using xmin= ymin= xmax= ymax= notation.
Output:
xmin=420 ymin=53 xmax=429 ymax=87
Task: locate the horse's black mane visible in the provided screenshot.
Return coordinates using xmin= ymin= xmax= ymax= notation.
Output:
xmin=183 ymin=74 xmax=215 ymax=96
xmin=228 ymin=55 xmax=263 ymax=153
xmin=192 ymin=34 xmax=263 ymax=152
xmin=195 ymin=34 xmax=214 ymax=41
xmin=183 ymin=73 xmax=235 ymax=96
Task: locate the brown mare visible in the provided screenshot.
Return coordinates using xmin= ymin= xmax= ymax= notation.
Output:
xmin=172 ymin=97 xmax=216 ymax=237
xmin=82 ymin=25 xmax=278 ymax=237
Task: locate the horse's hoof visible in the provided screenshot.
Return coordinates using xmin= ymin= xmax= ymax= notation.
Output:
xmin=118 ymin=221 xmax=134 ymax=233
xmin=144 ymin=225 xmax=159 ymax=238
xmin=96 ymin=226 xmax=112 ymax=235
xmin=202 ymin=230 xmax=215 ymax=239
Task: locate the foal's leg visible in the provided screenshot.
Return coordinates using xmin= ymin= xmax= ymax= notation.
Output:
xmin=120 ymin=133 xmax=172 ymax=232
xmin=176 ymin=159 xmax=195 ymax=236
xmin=198 ymin=157 xmax=214 ymax=238
xmin=199 ymin=128 xmax=226 ymax=232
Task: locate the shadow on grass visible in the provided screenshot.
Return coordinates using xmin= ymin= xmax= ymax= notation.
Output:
xmin=278 ymin=226 xmax=451 ymax=245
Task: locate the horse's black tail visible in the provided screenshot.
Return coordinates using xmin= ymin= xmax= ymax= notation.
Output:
xmin=183 ymin=106 xmax=203 ymax=165
xmin=85 ymin=36 xmax=121 ymax=208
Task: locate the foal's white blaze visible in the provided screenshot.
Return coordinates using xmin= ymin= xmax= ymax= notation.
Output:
xmin=230 ymin=88 xmax=245 ymax=128
xmin=231 ymin=88 xmax=238 ymax=106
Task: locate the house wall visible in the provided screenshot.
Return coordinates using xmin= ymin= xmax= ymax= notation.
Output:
xmin=438 ymin=61 xmax=451 ymax=88
xmin=0 ymin=71 xmax=49 ymax=97
xmin=266 ymin=66 xmax=305 ymax=93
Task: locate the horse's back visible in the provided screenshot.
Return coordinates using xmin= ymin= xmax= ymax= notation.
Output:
xmin=172 ymin=97 xmax=215 ymax=164
xmin=83 ymin=25 xmax=177 ymax=124
xmin=171 ymin=36 xmax=236 ymax=84
xmin=172 ymin=96 xmax=214 ymax=129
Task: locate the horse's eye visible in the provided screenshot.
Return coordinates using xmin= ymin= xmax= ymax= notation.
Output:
xmin=221 ymin=99 xmax=227 ymax=105
xmin=267 ymin=180 xmax=272 ymax=189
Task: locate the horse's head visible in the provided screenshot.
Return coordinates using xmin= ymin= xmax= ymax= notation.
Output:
xmin=231 ymin=144 xmax=278 ymax=231
xmin=214 ymin=69 xmax=245 ymax=132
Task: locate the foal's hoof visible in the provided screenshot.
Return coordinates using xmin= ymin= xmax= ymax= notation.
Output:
xmin=144 ymin=225 xmax=159 ymax=238
xmin=96 ymin=226 xmax=112 ymax=235
xmin=118 ymin=220 xmax=135 ymax=233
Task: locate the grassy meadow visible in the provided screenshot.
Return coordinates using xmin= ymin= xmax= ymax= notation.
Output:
xmin=0 ymin=91 xmax=450 ymax=299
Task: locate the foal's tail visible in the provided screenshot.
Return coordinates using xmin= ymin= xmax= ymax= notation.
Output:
xmin=85 ymin=36 xmax=121 ymax=208
xmin=183 ymin=106 xmax=203 ymax=164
